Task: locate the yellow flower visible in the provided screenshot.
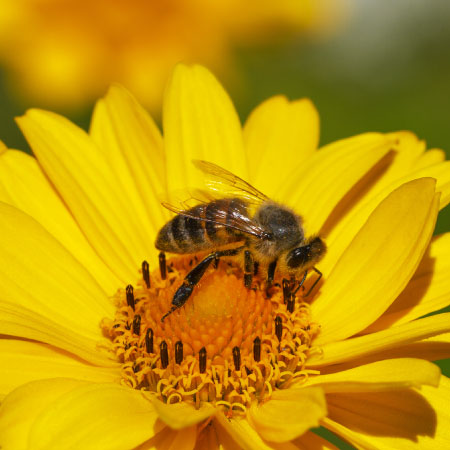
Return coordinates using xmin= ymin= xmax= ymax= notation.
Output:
xmin=1 ymin=64 xmax=450 ymax=449
xmin=0 ymin=0 xmax=344 ymax=110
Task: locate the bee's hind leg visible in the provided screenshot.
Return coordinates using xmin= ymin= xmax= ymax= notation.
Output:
xmin=161 ymin=246 xmax=244 ymax=322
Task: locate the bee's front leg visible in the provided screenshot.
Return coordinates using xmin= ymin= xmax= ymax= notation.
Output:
xmin=267 ymin=260 xmax=277 ymax=288
xmin=161 ymin=246 xmax=244 ymax=322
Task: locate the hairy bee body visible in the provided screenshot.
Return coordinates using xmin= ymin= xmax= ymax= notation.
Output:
xmin=156 ymin=198 xmax=247 ymax=253
xmin=156 ymin=160 xmax=326 ymax=321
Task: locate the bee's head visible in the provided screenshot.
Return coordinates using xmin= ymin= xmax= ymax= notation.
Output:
xmin=285 ymin=236 xmax=326 ymax=272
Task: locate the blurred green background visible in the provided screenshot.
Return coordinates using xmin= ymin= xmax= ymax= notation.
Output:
xmin=2 ymin=1 xmax=449 ymax=232
xmin=0 ymin=2 xmax=449 ymax=447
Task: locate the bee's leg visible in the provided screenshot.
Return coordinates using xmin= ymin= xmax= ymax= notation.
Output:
xmin=244 ymin=250 xmax=254 ymax=288
xmin=292 ymin=270 xmax=308 ymax=295
xmin=253 ymin=261 xmax=259 ymax=276
xmin=303 ymin=267 xmax=322 ymax=298
xmin=266 ymin=260 xmax=277 ymax=295
xmin=161 ymin=246 xmax=244 ymax=322
xmin=282 ymin=278 xmax=291 ymax=304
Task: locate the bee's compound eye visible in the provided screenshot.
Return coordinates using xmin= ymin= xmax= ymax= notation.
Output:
xmin=287 ymin=245 xmax=311 ymax=269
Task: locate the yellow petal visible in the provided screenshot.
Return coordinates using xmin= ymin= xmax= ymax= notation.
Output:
xmin=243 ymin=96 xmax=319 ymax=196
xmin=277 ymin=132 xmax=393 ymax=233
xmin=215 ymin=415 xmax=278 ymax=450
xmin=148 ymin=395 xmax=215 ymax=429
xmin=0 ymin=339 xmax=120 ymax=398
xmin=412 ymin=375 xmax=450 ymax=449
xmin=192 ymin=418 xmax=242 ymax=450
xmin=0 ymin=378 xmax=88 ymax=450
xmin=323 ymin=159 xmax=450 ymax=276
xmin=314 ymin=333 xmax=450 ymax=373
xmin=312 ymin=178 xmax=438 ymax=346
xmin=25 ymin=382 xmax=160 ymax=450
xmin=163 ymin=64 xmax=247 ymax=192
xmin=365 ymin=233 xmax=450 ymax=333
xmin=0 ymin=148 xmax=120 ymax=294
xmin=0 ymin=202 xmax=115 ymax=366
xmin=248 ymin=387 xmax=327 ymax=443
xmin=90 ymin=84 xmax=168 ymax=240
xmin=303 ymin=358 xmax=440 ymax=393
xmin=385 ymin=333 xmax=450 ymax=362
xmin=321 ymin=417 xmax=378 ymax=450
xmin=323 ymin=378 xmax=450 ymax=449
xmin=136 ymin=426 xmax=197 ymax=450
xmin=307 ymin=313 xmax=450 ymax=367
xmin=17 ymin=109 xmax=153 ymax=282
xmin=293 ymin=431 xmax=340 ymax=450
xmin=413 ymin=149 xmax=446 ymax=168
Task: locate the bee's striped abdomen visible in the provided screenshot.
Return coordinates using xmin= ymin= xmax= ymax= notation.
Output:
xmin=155 ymin=198 xmax=247 ymax=254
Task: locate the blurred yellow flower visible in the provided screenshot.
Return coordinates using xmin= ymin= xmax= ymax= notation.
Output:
xmin=0 ymin=0 xmax=343 ymax=110
xmin=0 ymin=65 xmax=450 ymax=449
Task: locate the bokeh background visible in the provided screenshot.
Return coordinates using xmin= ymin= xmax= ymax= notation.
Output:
xmin=0 ymin=1 xmax=449 ymax=447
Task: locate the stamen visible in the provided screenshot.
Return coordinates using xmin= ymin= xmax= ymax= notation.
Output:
xmin=282 ymin=279 xmax=290 ymax=304
xmin=199 ymin=347 xmax=207 ymax=373
xmin=126 ymin=285 xmax=135 ymax=310
xmin=145 ymin=328 xmax=153 ymax=353
xmin=142 ymin=261 xmax=150 ymax=288
xmin=175 ymin=340 xmax=183 ymax=364
xmin=253 ymin=337 xmax=261 ymax=362
xmin=159 ymin=252 xmax=167 ymax=280
xmin=287 ymin=294 xmax=295 ymax=313
xmin=132 ymin=314 xmax=141 ymax=335
xmin=104 ymin=255 xmax=320 ymax=412
xmin=275 ymin=316 xmax=283 ymax=341
xmin=233 ymin=346 xmax=241 ymax=371
xmin=160 ymin=341 xmax=169 ymax=369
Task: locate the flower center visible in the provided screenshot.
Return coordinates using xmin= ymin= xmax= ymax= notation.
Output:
xmin=102 ymin=255 xmax=320 ymax=413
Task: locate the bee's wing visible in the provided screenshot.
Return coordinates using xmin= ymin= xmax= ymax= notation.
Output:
xmin=192 ymin=160 xmax=269 ymax=204
xmin=161 ymin=192 xmax=272 ymax=240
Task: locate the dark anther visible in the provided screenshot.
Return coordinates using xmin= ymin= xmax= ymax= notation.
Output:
xmin=175 ymin=340 xmax=183 ymax=364
xmin=253 ymin=336 xmax=261 ymax=362
xmin=287 ymin=294 xmax=295 ymax=313
xmin=199 ymin=347 xmax=207 ymax=373
xmin=159 ymin=252 xmax=167 ymax=280
xmin=145 ymin=328 xmax=154 ymax=353
xmin=282 ymin=279 xmax=291 ymax=305
xmin=160 ymin=341 xmax=169 ymax=369
xmin=112 ymin=323 xmax=120 ymax=329
xmin=126 ymin=285 xmax=135 ymax=310
xmin=275 ymin=316 xmax=283 ymax=342
xmin=245 ymin=366 xmax=252 ymax=375
xmin=254 ymin=261 xmax=259 ymax=276
xmin=142 ymin=261 xmax=150 ymax=288
xmin=233 ymin=346 xmax=241 ymax=371
xmin=132 ymin=314 xmax=141 ymax=335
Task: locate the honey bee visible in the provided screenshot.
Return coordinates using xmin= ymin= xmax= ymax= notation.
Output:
xmin=156 ymin=160 xmax=326 ymax=321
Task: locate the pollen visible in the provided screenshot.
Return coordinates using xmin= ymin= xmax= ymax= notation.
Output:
xmin=101 ymin=256 xmax=320 ymax=413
